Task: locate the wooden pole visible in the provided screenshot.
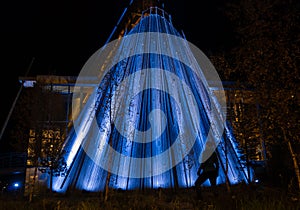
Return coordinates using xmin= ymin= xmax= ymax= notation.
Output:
xmin=0 ymin=57 xmax=35 ymax=141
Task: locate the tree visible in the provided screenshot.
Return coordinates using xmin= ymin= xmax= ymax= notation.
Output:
xmin=11 ymin=83 xmax=68 ymax=197
xmin=37 ymin=127 xmax=67 ymax=193
xmin=210 ymin=0 xmax=300 ymax=190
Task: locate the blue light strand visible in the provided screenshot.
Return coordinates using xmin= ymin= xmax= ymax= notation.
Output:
xmin=52 ymin=11 xmax=252 ymax=192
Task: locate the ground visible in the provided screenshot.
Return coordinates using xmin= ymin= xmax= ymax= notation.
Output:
xmin=0 ymin=183 xmax=299 ymax=210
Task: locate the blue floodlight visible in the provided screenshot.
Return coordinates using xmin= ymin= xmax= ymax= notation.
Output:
xmin=52 ymin=7 xmax=252 ymax=193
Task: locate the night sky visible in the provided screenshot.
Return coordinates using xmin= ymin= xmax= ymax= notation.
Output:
xmin=0 ymin=0 xmax=233 ymax=140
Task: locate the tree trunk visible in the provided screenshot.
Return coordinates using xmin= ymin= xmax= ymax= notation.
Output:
xmin=104 ymin=90 xmax=113 ymax=202
xmin=50 ymin=168 xmax=53 ymax=194
xmin=104 ymin=172 xmax=111 ymax=202
xmin=282 ymin=128 xmax=300 ymax=191
xmin=287 ymin=140 xmax=300 ymax=190
xmin=224 ymin=139 xmax=231 ymax=193
xmin=29 ymin=166 xmax=38 ymax=202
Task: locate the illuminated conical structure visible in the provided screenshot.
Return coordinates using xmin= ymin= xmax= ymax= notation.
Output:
xmin=52 ymin=3 xmax=252 ymax=193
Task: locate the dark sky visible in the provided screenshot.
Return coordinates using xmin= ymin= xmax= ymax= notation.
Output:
xmin=0 ymin=0 xmax=234 ymax=139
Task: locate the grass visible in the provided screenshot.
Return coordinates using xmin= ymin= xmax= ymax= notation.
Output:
xmin=0 ymin=184 xmax=299 ymax=210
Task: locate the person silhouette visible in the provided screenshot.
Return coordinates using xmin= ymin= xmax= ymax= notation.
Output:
xmin=195 ymin=142 xmax=219 ymax=199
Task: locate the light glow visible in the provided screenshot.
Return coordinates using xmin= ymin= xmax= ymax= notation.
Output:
xmin=52 ymin=9 xmax=253 ymax=193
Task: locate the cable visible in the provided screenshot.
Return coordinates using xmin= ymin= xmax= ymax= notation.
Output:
xmin=0 ymin=57 xmax=35 ymax=142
